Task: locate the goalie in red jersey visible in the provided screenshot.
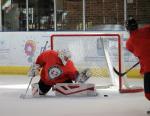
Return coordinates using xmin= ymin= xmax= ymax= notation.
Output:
xmin=125 ymin=17 xmax=150 ymax=101
xmin=28 ymin=49 xmax=91 ymax=96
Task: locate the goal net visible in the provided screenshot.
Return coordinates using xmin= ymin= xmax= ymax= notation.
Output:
xmin=50 ymin=33 xmax=143 ymax=93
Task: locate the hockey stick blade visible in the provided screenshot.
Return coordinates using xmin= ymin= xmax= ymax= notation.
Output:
xmin=113 ymin=62 xmax=139 ymax=77
xmin=20 ymin=94 xmax=26 ymax=99
xmin=113 ymin=67 xmax=125 ymax=77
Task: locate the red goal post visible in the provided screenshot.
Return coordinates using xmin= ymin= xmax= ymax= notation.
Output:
xmin=50 ymin=33 xmax=143 ymax=93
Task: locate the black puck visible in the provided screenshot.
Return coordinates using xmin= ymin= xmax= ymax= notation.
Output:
xmin=104 ymin=94 xmax=108 ymax=97
xmin=147 ymin=110 xmax=150 ymax=114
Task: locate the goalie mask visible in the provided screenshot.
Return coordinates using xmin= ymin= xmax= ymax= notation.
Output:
xmin=58 ymin=49 xmax=71 ymax=65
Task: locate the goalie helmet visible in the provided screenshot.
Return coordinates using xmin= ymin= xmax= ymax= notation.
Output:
xmin=126 ymin=17 xmax=138 ymax=32
xmin=58 ymin=49 xmax=71 ymax=65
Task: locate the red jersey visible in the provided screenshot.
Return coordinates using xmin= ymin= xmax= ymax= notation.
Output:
xmin=36 ymin=50 xmax=78 ymax=85
xmin=126 ymin=25 xmax=150 ymax=74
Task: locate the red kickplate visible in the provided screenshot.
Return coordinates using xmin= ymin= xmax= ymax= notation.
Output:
xmin=120 ymin=88 xmax=143 ymax=93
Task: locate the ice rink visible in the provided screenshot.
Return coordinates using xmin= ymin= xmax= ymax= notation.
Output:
xmin=0 ymin=75 xmax=149 ymax=116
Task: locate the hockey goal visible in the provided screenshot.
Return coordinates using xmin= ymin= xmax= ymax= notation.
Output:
xmin=50 ymin=33 xmax=143 ymax=93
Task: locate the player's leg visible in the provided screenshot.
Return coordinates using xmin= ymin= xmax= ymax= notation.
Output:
xmin=144 ymin=72 xmax=150 ymax=101
xmin=38 ymin=80 xmax=52 ymax=95
xmin=144 ymin=72 xmax=150 ymax=114
xmin=63 ymin=79 xmax=73 ymax=83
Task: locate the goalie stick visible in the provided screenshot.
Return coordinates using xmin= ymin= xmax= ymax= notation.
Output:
xmin=20 ymin=41 xmax=48 ymax=99
xmin=113 ymin=62 xmax=139 ymax=77
xmin=20 ymin=77 xmax=33 ymax=99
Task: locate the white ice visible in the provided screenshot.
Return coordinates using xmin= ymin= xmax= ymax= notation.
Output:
xmin=0 ymin=75 xmax=149 ymax=116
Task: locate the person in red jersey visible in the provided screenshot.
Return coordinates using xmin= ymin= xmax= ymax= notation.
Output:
xmin=28 ymin=49 xmax=91 ymax=96
xmin=126 ymin=17 xmax=150 ymax=101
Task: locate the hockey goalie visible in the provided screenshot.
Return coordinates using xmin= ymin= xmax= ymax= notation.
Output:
xmin=28 ymin=49 xmax=96 ymax=97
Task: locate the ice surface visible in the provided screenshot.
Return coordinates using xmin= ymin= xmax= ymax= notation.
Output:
xmin=0 ymin=75 xmax=149 ymax=116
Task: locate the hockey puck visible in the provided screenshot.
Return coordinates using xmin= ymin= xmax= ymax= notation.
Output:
xmin=147 ymin=110 xmax=150 ymax=114
xmin=104 ymin=94 xmax=108 ymax=97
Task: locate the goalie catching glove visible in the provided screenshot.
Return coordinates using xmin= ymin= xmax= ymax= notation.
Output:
xmin=28 ymin=63 xmax=40 ymax=77
xmin=76 ymin=68 xmax=92 ymax=83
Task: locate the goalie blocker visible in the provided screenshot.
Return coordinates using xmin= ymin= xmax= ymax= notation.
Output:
xmin=54 ymin=83 xmax=97 ymax=97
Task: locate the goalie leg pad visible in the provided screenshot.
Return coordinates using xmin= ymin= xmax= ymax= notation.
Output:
xmin=54 ymin=83 xmax=97 ymax=97
xmin=31 ymin=83 xmax=45 ymax=96
xmin=32 ymin=83 xmax=40 ymax=96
